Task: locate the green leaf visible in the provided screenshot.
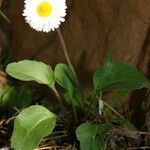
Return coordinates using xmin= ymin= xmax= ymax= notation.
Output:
xmin=64 ymin=90 xmax=83 ymax=107
xmin=6 ymin=60 xmax=55 ymax=88
xmin=105 ymin=49 xmax=113 ymax=63
xmin=11 ymin=105 xmax=56 ymax=150
xmin=93 ymin=62 xmax=150 ymax=92
xmin=54 ymin=64 xmax=83 ymax=107
xmin=0 ymin=85 xmax=32 ymax=110
xmin=76 ymin=122 xmax=111 ymax=150
xmin=54 ymin=63 xmax=78 ymax=99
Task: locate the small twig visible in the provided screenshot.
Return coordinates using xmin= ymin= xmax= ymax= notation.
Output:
xmin=129 ymin=131 xmax=150 ymax=135
xmin=71 ymin=143 xmax=77 ymax=150
xmin=5 ymin=116 xmax=16 ymax=124
xmin=0 ymin=0 xmax=11 ymax=24
xmin=35 ymin=146 xmax=65 ymax=150
xmin=49 ymin=130 xmax=67 ymax=135
xmin=104 ymin=138 xmax=108 ymax=150
xmin=103 ymin=101 xmax=125 ymax=119
xmin=0 ymin=0 xmax=2 ymax=8
xmin=13 ymin=107 xmax=21 ymax=113
xmin=88 ymin=90 xmax=124 ymax=119
xmin=45 ymin=134 xmax=67 ymax=140
xmin=5 ymin=107 xmax=21 ymax=124
xmin=127 ymin=146 xmax=150 ymax=150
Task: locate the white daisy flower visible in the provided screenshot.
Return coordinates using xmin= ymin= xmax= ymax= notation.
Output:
xmin=23 ymin=0 xmax=67 ymax=32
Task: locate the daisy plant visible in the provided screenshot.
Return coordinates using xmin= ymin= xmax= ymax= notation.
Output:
xmin=23 ymin=0 xmax=79 ymax=119
xmin=3 ymin=0 xmax=150 ymax=149
xmin=6 ymin=1 xmax=80 ymax=149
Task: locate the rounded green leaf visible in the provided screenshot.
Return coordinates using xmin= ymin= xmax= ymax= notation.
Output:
xmin=76 ymin=123 xmax=111 ymax=150
xmin=11 ymin=105 xmax=56 ymax=150
xmin=6 ymin=60 xmax=54 ymax=87
xmin=93 ymin=62 xmax=150 ymax=92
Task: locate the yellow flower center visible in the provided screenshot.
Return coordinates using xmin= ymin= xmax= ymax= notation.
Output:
xmin=37 ymin=2 xmax=52 ymax=17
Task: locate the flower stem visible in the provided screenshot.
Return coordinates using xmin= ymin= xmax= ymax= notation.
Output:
xmin=51 ymin=86 xmax=62 ymax=108
xmin=56 ymin=27 xmax=76 ymax=77
xmin=57 ymin=27 xmax=78 ymax=121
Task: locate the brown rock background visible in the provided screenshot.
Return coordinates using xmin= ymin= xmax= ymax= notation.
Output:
xmin=1 ymin=0 xmax=150 ymax=128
